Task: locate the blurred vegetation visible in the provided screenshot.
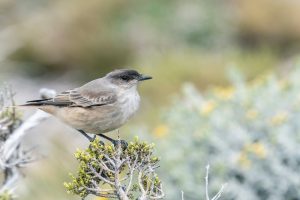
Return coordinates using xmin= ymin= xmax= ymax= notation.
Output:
xmin=0 ymin=191 xmax=12 ymax=200
xmin=1 ymin=0 xmax=299 ymax=80
xmin=234 ymin=0 xmax=300 ymax=50
xmin=1 ymin=0 xmax=300 ymax=199
xmin=0 ymin=86 xmax=23 ymax=200
xmin=2 ymin=0 xmax=300 ymax=122
xmin=152 ymin=67 xmax=300 ymax=200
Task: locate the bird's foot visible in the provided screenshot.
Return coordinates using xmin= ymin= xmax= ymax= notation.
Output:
xmin=98 ymin=133 xmax=128 ymax=150
xmin=78 ymin=131 xmax=128 ymax=149
xmin=112 ymin=139 xmax=128 ymax=150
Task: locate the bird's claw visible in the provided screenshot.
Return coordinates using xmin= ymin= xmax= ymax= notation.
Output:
xmin=90 ymin=135 xmax=97 ymax=142
xmin=112 ymin=139 xmax=128 ymax=150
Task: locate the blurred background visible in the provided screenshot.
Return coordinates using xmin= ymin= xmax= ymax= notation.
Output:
xmin=1 ymin=0 xmax=300 ymax=199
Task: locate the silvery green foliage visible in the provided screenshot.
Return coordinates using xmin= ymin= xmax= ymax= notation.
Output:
xmin=154 ymin=68 xmax=300 ymax=200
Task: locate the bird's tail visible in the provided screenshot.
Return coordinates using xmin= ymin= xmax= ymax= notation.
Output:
xmin=4 ymin=100 xmax=50 ymax=108
xmin=20 ymin=99 xmax=50 ymax=106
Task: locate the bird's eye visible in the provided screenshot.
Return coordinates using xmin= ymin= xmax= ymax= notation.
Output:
xmin=120 ymin=75 xmax=131 ymax=81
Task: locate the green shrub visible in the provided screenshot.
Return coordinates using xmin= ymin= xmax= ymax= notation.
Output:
xmin=0 ymin=191 xmax=13 ymax=200
xmin=64 ymin=137 xmax=164 ymax=200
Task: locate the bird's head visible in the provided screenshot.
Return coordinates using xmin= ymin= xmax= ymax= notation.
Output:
xmin=106 ymin=69 xmax=152 ymax=89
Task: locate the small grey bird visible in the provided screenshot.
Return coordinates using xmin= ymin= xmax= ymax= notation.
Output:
xmin=23 ymin=69 xmax=152 ymax=142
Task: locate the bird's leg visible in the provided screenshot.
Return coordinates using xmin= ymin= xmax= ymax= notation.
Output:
xmin=98 ymin=133 xmax=128 ymax=150
xmin=77 ymin=130 xmax=96 ymax=142
xmin=116 ymin=130 xmax=128 ymax=149
xmin=98 ymin=133 xmax=116 ymax=143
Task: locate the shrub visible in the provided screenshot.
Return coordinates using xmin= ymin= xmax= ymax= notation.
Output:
xmin=64 ymin=137 xmax=164 ymax=200
xmin=153 ymin=68 xmax=300 ymax=200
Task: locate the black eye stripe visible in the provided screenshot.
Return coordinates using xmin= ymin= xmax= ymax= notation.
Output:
xmin=120 ymin=75 xmax=131 ymax=81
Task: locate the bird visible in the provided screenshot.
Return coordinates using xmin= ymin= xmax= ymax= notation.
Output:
xmin=23 ymin=69 xmax=152 ymax=143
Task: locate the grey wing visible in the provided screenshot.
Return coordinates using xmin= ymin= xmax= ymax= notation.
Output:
xmin=69 ymin=88 xmax=117 ymax=107
xmin=25 ymin=88 xmax=117 ymax=107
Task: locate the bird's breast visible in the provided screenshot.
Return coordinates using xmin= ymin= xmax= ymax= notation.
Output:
xmin=118 ymin=89 xmax=140 ymax=122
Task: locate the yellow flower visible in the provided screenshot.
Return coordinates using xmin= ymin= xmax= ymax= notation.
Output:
xmin=238 ymin=152 xmax=251 ymax=168
xmin=246 ymin=109 xmax=258 ymax=120
xmin=200 ymin=100 xmax=216 ymax=116
xmin=153 ymin=124 xmax=169 ymax=138
xmin=270 ymin=111 xmax=288 ymax=126
xmin=246 ymin=142 xmax=267 ymax=158
xmin=213 ymin=87 xmax=235 ymax=100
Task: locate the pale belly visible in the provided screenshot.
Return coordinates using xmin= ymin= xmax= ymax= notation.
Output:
xmin=57 ymin=106 xmax=125 ymax=133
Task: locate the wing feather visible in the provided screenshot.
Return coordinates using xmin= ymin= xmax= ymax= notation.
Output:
xmin=25 ymin=88 xmax=117 ymax=107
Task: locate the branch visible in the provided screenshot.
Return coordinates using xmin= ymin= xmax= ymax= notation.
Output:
xmin=0 ymin=87 xmax=54 ymax=196
xmin=181 ymin=164 xmax=227 ymax=200
xmin=138 ymin=171 xmax=147 ymax=200
xmin=0 ymin=167 xmax=19 ymax=194
xmin=114 ymin=140 xmax=129 ymax=200
xmin=88 ymin=164 xmax=114 ymax=186
xmin=1 ymin=110 xmax=50 ymax=162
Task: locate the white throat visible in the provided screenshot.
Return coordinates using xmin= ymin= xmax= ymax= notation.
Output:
xmin=118 ymin=85 xmax=140 ymax=121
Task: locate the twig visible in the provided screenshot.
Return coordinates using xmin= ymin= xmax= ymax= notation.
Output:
xmin=211 ymin=184 xmax=227 ymax=200
xmin=88 ymin=164 xmax=114 ymax=186
xmin=181 ymin=165 xmax=226 ymax=200
xmin=206 ymin=164 xmax=227 ymax=200
xmin=205 ymin=164 xmax=210 ymax=200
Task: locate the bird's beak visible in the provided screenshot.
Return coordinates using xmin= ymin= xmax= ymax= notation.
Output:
xmin=138 ymin=74 xmax=152 ymax=81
